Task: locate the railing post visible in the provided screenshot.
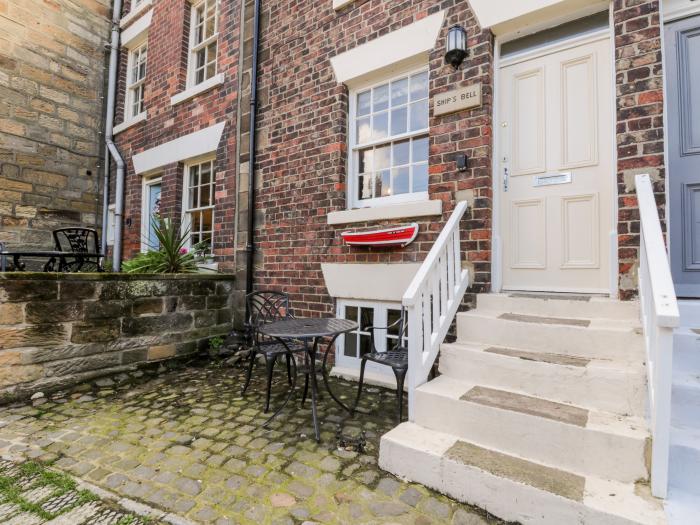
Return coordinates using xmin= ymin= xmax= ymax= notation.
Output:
xmin=407 ymin=304 xmax=421 ymax=421
xmin=651 ymin=325 xmax=673 ymax=499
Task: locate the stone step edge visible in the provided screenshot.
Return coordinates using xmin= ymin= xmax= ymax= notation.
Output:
xmin=417 ymin=375 xmax=649 ymax=438
xmin=457 ymin=310 xmax=642 ymax=332
xmin=380 ymin=423 xmax=666 ymax=525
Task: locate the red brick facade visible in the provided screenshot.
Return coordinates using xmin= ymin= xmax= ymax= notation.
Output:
xmin=111 ymin=0 xmax=666 ymax=319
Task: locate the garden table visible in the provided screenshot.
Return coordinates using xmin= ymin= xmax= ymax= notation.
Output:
xmin=259 ymin=317 xmax=358 ymax=442
xmin=0 ymin=251 xmax=102 ymax=272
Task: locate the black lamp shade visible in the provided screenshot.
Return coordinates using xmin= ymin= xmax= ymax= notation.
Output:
xmin=445 ymin=25 xmax=468 ymax=69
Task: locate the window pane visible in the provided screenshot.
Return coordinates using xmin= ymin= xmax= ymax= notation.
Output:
xmin=372 ymin=111 xmax=388 ymax=140
xmin=391 ymin=78 xmax=408 ymax=107
xmin=360 ymin=307 xmax=374 ymax=330
xmin=374 ymin=144 xmax=390 ymax=171
xmin=387 ymin=310 xmax=402 ymax=336
xmin=192 ymin=211 xmax=202 ymax=232
xmin=346 ymin=306 xmax=358 ymax=322
xmin=358 ymin=174 xmax=372 ymax=200
xmin=357 ymin=91 xmax=371 ymax=117
xmin=358 ymin=148 xmax=373 ymax=174
xmin=410 ymin=71 xmax=429 ymax=101
xmin=373 ymin=84 xmax=389 ymax=112
xmin=378 ymin=170 xmax=391 ymax=197
xmin=412 ymin=136 xmax=429 ymax=163
xmin=391 ymin=107 xmax=407 ymax=135
xmin=393 ymin=167 xmax=410 ymax=195
xmin=357 ymin=117 xmax=371 ymax=143
xmin=392 ymin=140 xmax=410 ymax=166
xmin=413 ymin=163 xmax=429 ymax=192
xmin=344 ymin=332 xmax=358 ymax=357
xmin=202 ymin=208 xmax=213 ymax=230
xmin=359 ymin=334 xmax=372 ymax=357
xmin=409 ymin=100 xmax=428 ymax=131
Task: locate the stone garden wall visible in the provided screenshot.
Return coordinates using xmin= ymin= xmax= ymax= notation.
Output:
xmin=0 ymin=273 xmax=235 ymax=402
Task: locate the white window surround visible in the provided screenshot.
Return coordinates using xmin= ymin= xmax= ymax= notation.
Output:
xmin=132 ymin=121 xmax=226 ymax=175
xmin=321 ymin=263 xmax=421 ymax=302
xmin=123 ymin=40 xmax=148 ymax=125
xmin=327 ymin=196 xmax=441 ymax=225
xmin=348 ymin=66 xmax=430 ymax=209
xmin=186 ymin=0 xmax=220 ymax=87
xmin=121 ymin=9 xmax=152 ymax=48
xmin=333 ymin=0 xmax=354 ymax=10
xmin=113 ymin=111 xmax=147 ymax=135
xmin=663 ymin=0 xmax=700 ymax=21
xmin=170 ymin=72 xmax=224 ymax=106
xmin=120 ymin=0 xmax=152 ymax=29
xmin=106 ymin=205 xmax=116 ymax=246
xmin=329 ymin=11 xmax=444 ymax=86
xmin=181 ymin=158 xmax=216 ymax=253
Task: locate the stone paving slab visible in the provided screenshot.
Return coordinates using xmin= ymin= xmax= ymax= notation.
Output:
xmin=0 ymin=362 xmax=504 ymax=525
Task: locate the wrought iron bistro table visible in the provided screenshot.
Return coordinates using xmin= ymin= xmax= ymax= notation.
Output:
xmin=0 ymin=250 xmax=103 ymax=272
xmin=259 ymin=317 xmax=358 ymax=442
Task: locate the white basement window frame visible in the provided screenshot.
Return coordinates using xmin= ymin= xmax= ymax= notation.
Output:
xmin=335 ymin=300 xmax=408 ymax=373
xmin=182 ymin=157 xmax=216 ymax=253
xmin=187 ymin=0 xmax=220 ymax=88
xmin=348 ymin=66 xmax=430 ymax=209
xmin=125 ymin=39 xmax=148 ymax=123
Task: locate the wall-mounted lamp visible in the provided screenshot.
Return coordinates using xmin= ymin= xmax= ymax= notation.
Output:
xmin=445 ymin=25 xmax=468 ymax=69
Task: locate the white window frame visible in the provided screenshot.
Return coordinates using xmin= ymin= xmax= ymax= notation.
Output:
xmin=181 ymin=157 xmax=216 ymax=253
xmin=335 ymin=300 xmax=407 ymax=375
xmin=141 ymin=175 xmax=162 ymax=253
xmin=186 ymin=0 xmax=220 ymax=89
xmin=348 ymin=65 xmax=430 ymax=210
xmin=125 ymin=39 xmax=148 ymax=123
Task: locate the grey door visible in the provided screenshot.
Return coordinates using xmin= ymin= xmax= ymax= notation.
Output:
xmin=666 ymin=15 xmax=700 ymax=298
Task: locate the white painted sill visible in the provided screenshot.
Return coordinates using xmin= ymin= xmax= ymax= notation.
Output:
xmin=120 ymin=0 xmax=152 ymax=28
xmin=113 ymin=112 xmax=147 ymax=135
xmin=333 ymin=0 xmax=355 ymax=10
xmin=327 ymin=199 xmax=442 ymax=225
xmin=170 ymin=74 xmax=225 ymax=106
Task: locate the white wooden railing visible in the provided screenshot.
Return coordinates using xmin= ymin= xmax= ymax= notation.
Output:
xmin=636 ymin=174 xmax=680 ymax=499
xmin=403 ymin=200 xmax=471 ymax=420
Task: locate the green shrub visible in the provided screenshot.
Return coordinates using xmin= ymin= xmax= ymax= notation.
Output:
xmin=122 ymin=218 xmax=199 ymax=274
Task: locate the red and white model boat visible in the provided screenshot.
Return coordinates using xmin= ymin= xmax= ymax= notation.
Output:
xmin=341 ymin=223 xmax=419 ymax=248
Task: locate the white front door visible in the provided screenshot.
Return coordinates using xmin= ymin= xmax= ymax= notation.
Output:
xmin=499 ymin=35 xmax=614 ymax=293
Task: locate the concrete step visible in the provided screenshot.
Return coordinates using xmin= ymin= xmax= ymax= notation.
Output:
xmin=669 ymin=427 xmax=700 ymax=496
xmin=414 ymin=375 xmax=650 ymax=483
xmin=673 ymin=328 xmax=700 ymax=374
xmin=439 ymin=342 xmax=646 ymax=417
xmin=671 ymin=376 xmax=700 ymax=431
xmin=456 ymin=310 xmax=643 ymax=361
xmin=475 ymin=293 xmax=640 ymax=321
xmin=380 ymin=422 xmax=667 ymax=525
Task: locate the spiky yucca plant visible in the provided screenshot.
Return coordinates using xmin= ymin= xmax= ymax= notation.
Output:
xmin=122 ymin=217 xmax=199 ymax=274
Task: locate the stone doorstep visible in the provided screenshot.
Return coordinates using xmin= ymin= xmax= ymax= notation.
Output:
xmin=498 ymin=313 xmax=592 ymax=328
xmin=444 ymin=440 xmax=586 ymax=502
xmin=460 ymin=386 xmax=590 ymax=428
xmin=483 ymin=346 xmax=591 ymax=368
xmin=508 ymin=293 xmax=592 ymax=302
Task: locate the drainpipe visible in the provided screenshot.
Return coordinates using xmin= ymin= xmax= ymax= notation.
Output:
xmin=245 ymin=0 xmax=261 ymax=304
xmin=101 ymin=0 xmax=126 ymax=271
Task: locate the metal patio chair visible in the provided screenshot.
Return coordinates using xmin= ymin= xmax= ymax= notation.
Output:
xmin=52 ymin=228 xmax=103 ymax=272
xmin=351 ymin=307 xmax=409 ymax=424
xmin=242 ymin=291 xmax=307 ymax=413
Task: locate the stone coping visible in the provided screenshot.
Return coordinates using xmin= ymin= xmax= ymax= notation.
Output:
xmin=0 ymin=273 xmax=235 ymax=282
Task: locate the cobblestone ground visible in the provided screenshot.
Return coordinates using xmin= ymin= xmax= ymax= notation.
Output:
xmin=0 ymin=458 xmax=153 ymax=524
xmin=0 ymin=362 xmax=501 ymax=525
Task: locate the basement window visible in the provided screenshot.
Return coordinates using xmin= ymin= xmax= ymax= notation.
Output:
xmin=188 ymin=0 xmax=219 ymax=87
xmin=348 ymin=67 xmax=430 ymax=209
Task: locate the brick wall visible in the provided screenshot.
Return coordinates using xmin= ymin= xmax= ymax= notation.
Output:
xmin=0 ymin=273 xmax=234 ymax=401
xmin=242 ymin=0 xmax=493 ymax=318
xmin=114 ymin=0 xmax=242 ymax=266
xmin=0 ymin=0 xmax=111 ymax=251
xmin=613 ymin=0 xmax=665 ymax=299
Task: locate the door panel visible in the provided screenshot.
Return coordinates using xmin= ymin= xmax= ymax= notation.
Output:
xmin=499 ymin=36 xmax=613 ymax=293
xmin=668 ymin=16 xmax=700 ymax=297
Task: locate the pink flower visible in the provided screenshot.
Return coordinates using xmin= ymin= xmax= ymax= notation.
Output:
xmin=180 ymin=248 xmax=188 ymax=254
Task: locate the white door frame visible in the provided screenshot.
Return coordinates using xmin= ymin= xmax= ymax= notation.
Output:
xmin=141 ymin=175 xmax=162 ymax=253
xmin=491 ymin=11 xmax=619 ymax=297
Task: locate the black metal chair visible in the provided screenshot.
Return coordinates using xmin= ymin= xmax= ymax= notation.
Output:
xmin=52 ymin=228 xmax=102 ymax=272
xmin=351 ymin=307 xmax=409 ymax=424
xmin=242 ymin=291 xmax=307 ymax=413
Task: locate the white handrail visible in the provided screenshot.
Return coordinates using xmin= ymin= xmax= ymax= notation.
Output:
xmin=636 ymin=174 xmax=680 ymax=499
xmin=403 ymin=200 xmax=470 ymax=420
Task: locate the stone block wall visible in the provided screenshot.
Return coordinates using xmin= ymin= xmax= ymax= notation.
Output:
xmin=0 ymin=273 xmax=235 ymax=402
xmin=0 ymin=0 xmax=111 ymax=251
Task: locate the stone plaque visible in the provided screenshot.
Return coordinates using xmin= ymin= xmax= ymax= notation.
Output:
xmin=433 ymin=83 xmax=482 ymax=116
